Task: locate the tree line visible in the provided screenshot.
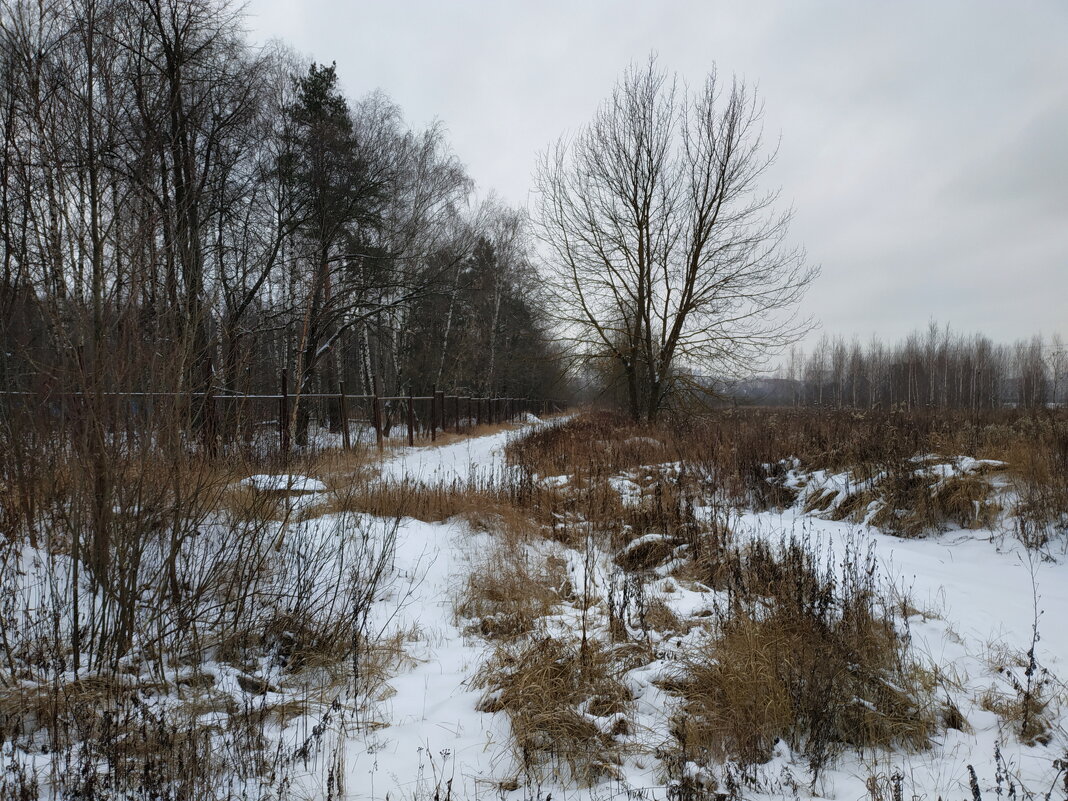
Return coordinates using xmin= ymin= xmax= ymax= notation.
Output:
xmin=750 ymin=326 xmax=1067 ymax=409
xmin=0 ymin=0 xmax=564 ymax=449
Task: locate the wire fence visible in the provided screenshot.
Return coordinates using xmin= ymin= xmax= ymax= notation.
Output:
xmin=0 ymin=382 xmax=566 ymax=461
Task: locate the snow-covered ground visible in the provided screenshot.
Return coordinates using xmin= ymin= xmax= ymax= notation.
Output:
xmin=4 ymin=419 xmax=1065 ymax=800
xmin=334 ymin=432 xmax=520 ymax=800
xmin=328 ymin=424 xmax=1068 ymax=801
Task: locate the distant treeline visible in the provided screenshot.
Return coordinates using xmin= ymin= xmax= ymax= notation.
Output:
xmin=0 ymin=0 xmax=565 ymax=447
xmin=735 ymin=327 xmax=1067 ymax=409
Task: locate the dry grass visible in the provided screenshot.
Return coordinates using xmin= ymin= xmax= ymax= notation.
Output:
xmin=667 ymin=534 xmax=937 ymax=773
xmin=794 ymin=462 xmax=1002 ymax=537
xmin=526 ymin=407 xmax=1068 ymax=541
xmin=642 ymin=597 xmax=687 ymax=633
xmin=473 ymin=636 xmax=634 ymax=786
xmin=309 ymin=479 xmax=550 ymax=535
xmin=979 ymin=643 xmax=1055 ymax=746
xmin=935 ymin=474 xmax=1001 ymax=529
xmin=0 ymin=672 xmax=247 ymax=796
xmin=456 ymin=541 xmax=573 ymax=639
xmin=507 ymin=410 xmax=672 ymax=477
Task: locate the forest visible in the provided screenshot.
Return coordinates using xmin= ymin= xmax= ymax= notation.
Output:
xmin=0 ymin=0 xmax=563 ymax=453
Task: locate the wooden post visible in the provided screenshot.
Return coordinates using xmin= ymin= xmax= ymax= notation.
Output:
xmin=279 ymin=371 xmax=290 ymax=460
xmin=406 ymin=386 xmax=415 ymax=446
xmin=372 ymin=376 xmax=383 ymax=451
xmin=438 ymin=390 xmax=446 ymax=433
xmin=477 ymin=396 xmax=483 ymax=427
xmin=430 ymin=384 xmax=437 ymax=442
xmin=338 ymin=381 xmax=351 ymax=450
xmin=465 ymin=396 xmax=471 ymax=432
xmin=452 ymin=394 xmax=460 ymax=433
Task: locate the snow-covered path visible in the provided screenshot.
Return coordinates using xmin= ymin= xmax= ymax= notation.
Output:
xmin=342 ymin=426 xmax=526 ymax=799
xmin=375 ymin=427 xmax=520 ymax=485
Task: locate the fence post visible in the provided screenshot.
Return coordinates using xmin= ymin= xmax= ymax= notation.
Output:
xmin=338 ymin=381 xmax=351 ymax=450
xmin=279 ymin=371 xmax=290 ymax=460
xmin=430 ymin=384 xmax=437 ymax=442
xmin=438 ymin=390 xmax=446 ymax=433
xmin=406 ymin=386 xmax=415 ymax=446
xmin=372 ymin=375 xmax=384 ymax=451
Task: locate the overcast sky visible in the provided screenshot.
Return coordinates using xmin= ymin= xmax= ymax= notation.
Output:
xmin=244 ymin=0 xmax=1067 ymax=350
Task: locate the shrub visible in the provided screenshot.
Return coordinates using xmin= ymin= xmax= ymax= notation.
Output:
xmin=456 ymin=543 xmax=572 ymax=639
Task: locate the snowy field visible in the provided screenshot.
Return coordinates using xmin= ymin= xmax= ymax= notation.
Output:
xmin=300 ymin=422 xmax=1068 ymax=801
xmin=2 ymin=417 xmax=1066 ymax=801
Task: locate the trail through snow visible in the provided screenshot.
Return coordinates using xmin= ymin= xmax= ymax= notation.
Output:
xmin=342 ymin=427 xmax=523 ymax=799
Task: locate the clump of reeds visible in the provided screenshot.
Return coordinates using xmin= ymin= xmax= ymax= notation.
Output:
xmin=456 ymin=541 xmax=573 ymax=639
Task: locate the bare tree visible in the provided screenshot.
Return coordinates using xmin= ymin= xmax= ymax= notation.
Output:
xmin=534 ymin=56 xmax=816 ymax=422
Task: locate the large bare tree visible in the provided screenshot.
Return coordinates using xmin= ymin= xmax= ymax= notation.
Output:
xmin=535 ymin=57 xmax=817 ymax=421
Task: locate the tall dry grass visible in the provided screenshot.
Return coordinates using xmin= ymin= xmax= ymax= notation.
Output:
xmin=0 ymin=404 xmax=404 ymax=797
xmin=507 ymin=407 xmax=1067 ymax=541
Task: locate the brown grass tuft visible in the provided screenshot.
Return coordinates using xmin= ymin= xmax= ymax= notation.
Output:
xmin=667 ymin=534 xmax=936 ymax=772
xmin=473 ymin=636 xmax=634 ymax=786
xmin=456 ymin=542 xmax=572 ymax=639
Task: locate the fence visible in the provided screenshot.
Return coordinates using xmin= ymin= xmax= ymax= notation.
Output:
xmin=0 ymin=380 xmax=566 ymax=460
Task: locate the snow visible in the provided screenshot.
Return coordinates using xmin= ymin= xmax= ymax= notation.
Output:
xmin=324 ymin=423 xmax=1067 ymax=801
xmin=241 ymin=473 xmax=327 ymax=493
xmin=6 ymin=412 xmax=1068 ymax=801
xmin=338 ymin=432 xmax=1068 ymax=801
xmin=374 ymin=417 xmax=545 ymax=485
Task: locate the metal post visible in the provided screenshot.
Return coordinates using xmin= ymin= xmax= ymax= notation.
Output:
xmin=339 ymin=381 xmax=351 ymax=450
xmin=406 ymin=386 xmax=415 ymax=446
xmin=430 ymin=384 xmax=437 ymax=442
xmin=372 ymin=375 xmax=383 ymax=451
xmin=279 ymin=371 xmax=290 ymax=460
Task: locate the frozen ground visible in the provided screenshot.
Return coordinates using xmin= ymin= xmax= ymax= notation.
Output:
xmin=323 ymin=424 xmax=1068 ymax=801
xmin=5 ymin=420 xmax=1063 ymax=800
